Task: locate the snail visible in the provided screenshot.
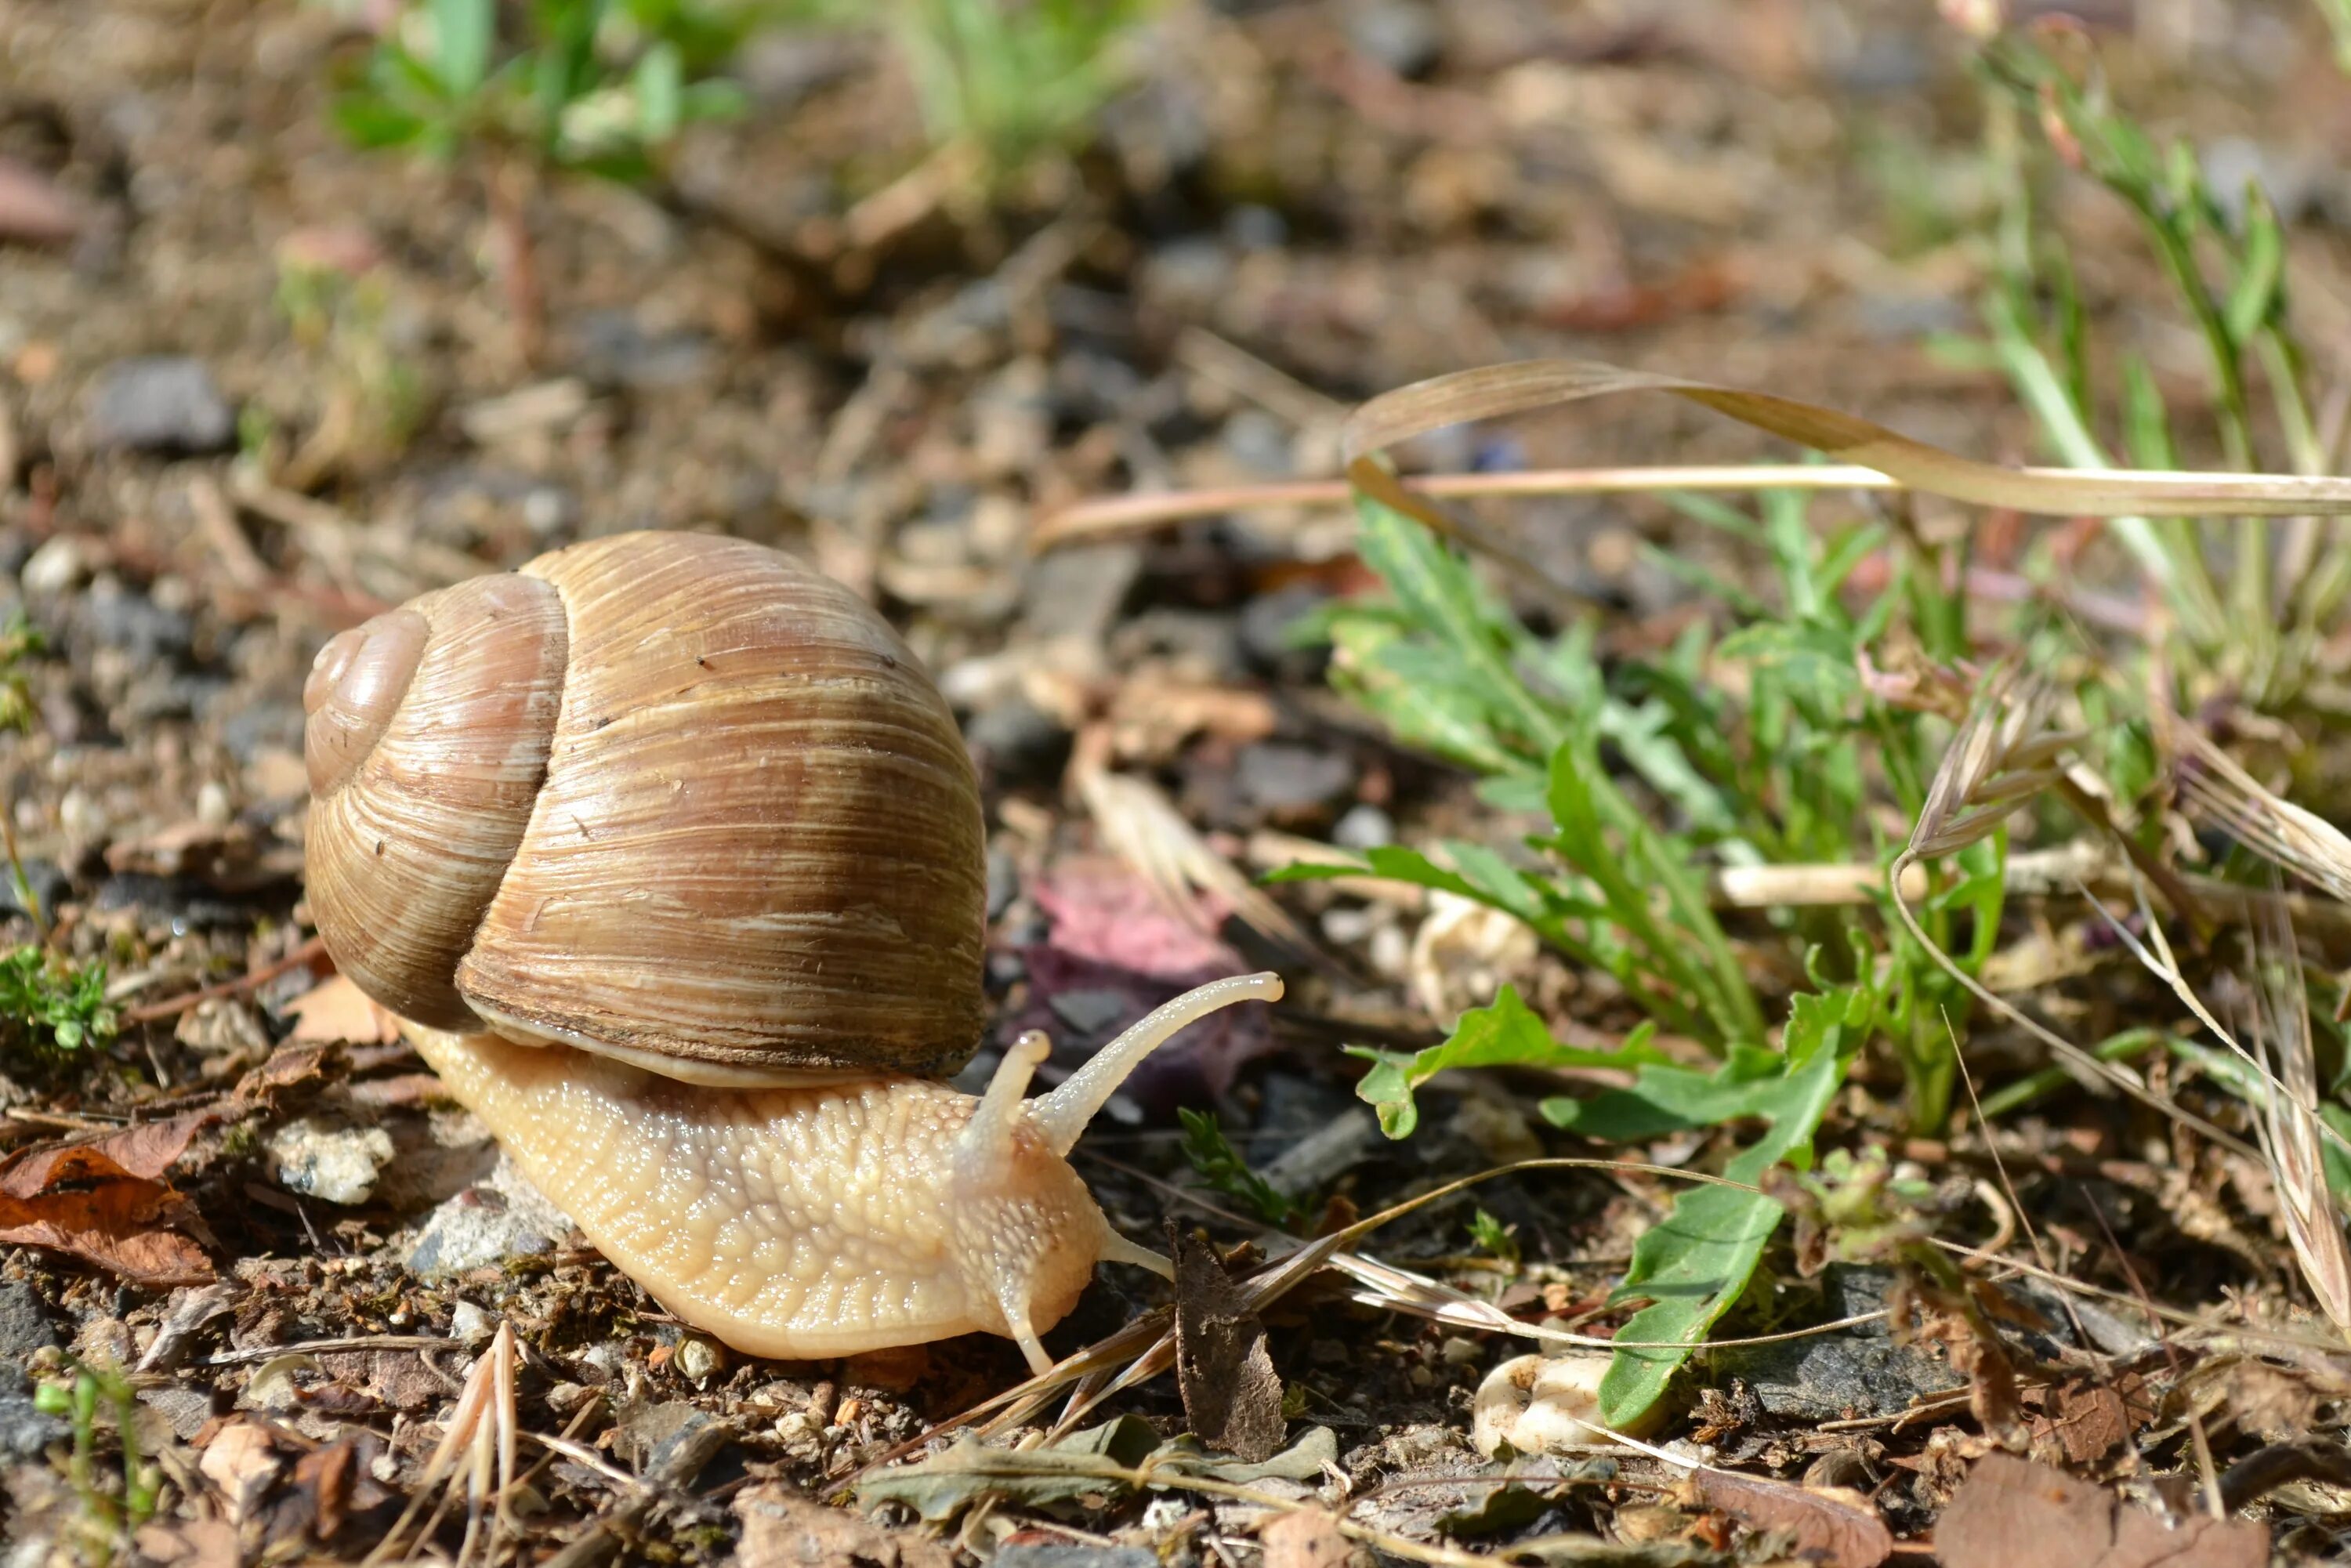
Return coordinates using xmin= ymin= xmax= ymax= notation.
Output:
xmin=301 ymin=530 xmax=1281 ymax=1373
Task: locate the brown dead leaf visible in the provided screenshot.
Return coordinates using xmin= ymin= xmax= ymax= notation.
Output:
xmin=1936 ymin=1452 xmax=2269 ymax=1568
xmin=1261 ymin=1508 xmax=1351 ymax=1568
xmin=129 ymin=1520 xmax=238 ymax=1568
xmin=0 ymin=1112 xmax=215 ymax=1284
xmin=733 ymin=1480 xmax=955 ymax=1568
xmin=284 ymin=976 xmax=402 ymax=1045
xmin=1170 ymin=1223 xmax=1285 ymax=1463
xmin=2217 ymin=1359 xmax=2319 ymax=1442
xmin=199 ymin=1419 xmax=284 ymax=1526
xmin=1689 ymin=1468 xmax=1891 ymax=1568
xmin=2023 ymin=1374 xmax=2151 ymax=1468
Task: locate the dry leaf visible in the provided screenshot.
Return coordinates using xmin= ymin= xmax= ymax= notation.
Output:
xmin=0 ymin=1112 xmax=214 ymax=1284
xmin=1171 ymin=1224 xmax=1285 ymax=1463
xmin=199 ymin=1420 xmax=284 ymax=1526
xmin=734 ymin=1481 xmax=956 ymax=1568
xmin=1690 ymin=1468 xmax=1891 ymax=1568
xmin=1936 ymin=1452 xmax=2268 ymax=1568
xmin=1260 ymin=1508 xmax=1351 ymax=1568
xmin=284 ymin=975 xmax=402 ymax=1045
xmin=2022 ymin=1374 xmax=2151 ymax=1468
xmin=129 ymin=1520 xmax=238 ymax=1568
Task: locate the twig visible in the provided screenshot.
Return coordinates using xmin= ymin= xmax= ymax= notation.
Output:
xmin=125 ymin=936 xmax=327 ymax=1025
xmin=203 ymin=1333 xmax=455 ymax=1367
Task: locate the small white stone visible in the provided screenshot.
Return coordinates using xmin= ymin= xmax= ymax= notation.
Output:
xmin=268 ymin=1117 xmax=395 ymax=1205
xmin=20 ymin=537 xmax=85 ymax=596
xmin=449 ymin=1301 xmax=494 ymax=1347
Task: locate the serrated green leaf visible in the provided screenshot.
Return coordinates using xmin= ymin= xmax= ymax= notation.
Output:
xmin=1344 ymin=986 xmax=1668 ymax=1139
xmin=1592 ymin=987 xmax=1864 ymax=1428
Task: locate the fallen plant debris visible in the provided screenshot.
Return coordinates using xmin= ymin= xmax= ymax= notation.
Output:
xmin=0 ymin=1113 xmax=214 ymax=1284
xmin=1934 ymin=1451 xmax=2269 ymax=1568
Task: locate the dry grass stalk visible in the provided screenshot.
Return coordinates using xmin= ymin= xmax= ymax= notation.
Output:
xmin=1891 ymin=673 xmax=2259 ymax=1158
xmin=1070 ymin=739 xmax=1323 ymax=966
xmin=2165 ymin=717 xmax=2351 ymax=907
xmin=366 ymin=1320 xmax=516 ymax=1568
xmin=2248 ymin=904 xmax=2351 ymax=1343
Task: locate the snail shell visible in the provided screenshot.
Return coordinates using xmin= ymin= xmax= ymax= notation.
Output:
xmin=302 ymin=531 xmax=988 ymax=1083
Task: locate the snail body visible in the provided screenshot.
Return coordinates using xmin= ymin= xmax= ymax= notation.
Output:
xmin=303 ymin=531 xmax=1277 ymax=1371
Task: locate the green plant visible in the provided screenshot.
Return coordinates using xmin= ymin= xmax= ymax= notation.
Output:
xmin=1178 ymin=1107 xmax=1301 ymax=1229
xmin=34 ymin=1359 xmax=159 ymax=1563
xmin=1277 ymin=493 xmax=2023 ymax=1423
xmin=333 ymin=0 xmax=759 ymax=179
xmin=330 ymin=0 xmax=766 ymax=356
xmin=888 ymin=0 xmax=1155 ymax=184
xmin=1465 ymin=1208 xmax=1519 ymax=1267
xmin=1958 ymin=24 xmax=2341 ymax=706
xmin=274 ymin=255 xmax=428 ymax=483
xmin=1282 ymin=492 xmax=2004 ymax=1132
xmin=0 ymin=944 xmax=117 ymax=1069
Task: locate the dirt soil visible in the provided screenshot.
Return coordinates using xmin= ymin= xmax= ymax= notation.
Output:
xmin=5 ymin=1 xmax=2351 ymax=1564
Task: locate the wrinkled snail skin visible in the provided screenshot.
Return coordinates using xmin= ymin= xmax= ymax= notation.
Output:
xmin=301 ymin=530 xmax=1282 ymax=1372
xmin=404 ymin=1026 xmax=1111 ymax=1367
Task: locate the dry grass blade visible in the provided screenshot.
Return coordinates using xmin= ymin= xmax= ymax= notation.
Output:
xmin=2164 ymin=718 xmax=2351 ymax=906
xmin=1070 ymin=748 xmax=1323 ymax=968
xmin=1340 ymin=360 xmax=2351 ymax=546
xmin=1889 ymin=675 xmax=2259 ymax=1159
xmin=1033 ymin=462 xmax=1906 ymax=548
xmin=837 ymin=1157 xmax=1770 ymax=1486
xmin=2248 ymin=901 xmax=2351 ymax=1343
xmin=365 ymin=1320 xmax=516 ymax=1568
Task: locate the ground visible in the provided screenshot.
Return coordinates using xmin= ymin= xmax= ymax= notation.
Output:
xmin=2 ymin=0 xmax=2351 ymax=1564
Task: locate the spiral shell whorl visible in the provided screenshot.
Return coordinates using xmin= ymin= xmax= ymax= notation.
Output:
xmin=303 ymin=574 xmax=569 ymax=1028
xmin=302 ymin=531 xmax=990 ymax=1081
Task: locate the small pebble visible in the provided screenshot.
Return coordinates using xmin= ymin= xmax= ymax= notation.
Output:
xmin=269 ymin=1118 xmax=395 ymax=1205
xmin=449 ymin=1301 xmax=494 ymax=1347
xmin=676 ymin=1335 xmax=726 ymax=1384
xmin=1333 ymin=802 xmax=1394 ymax=850
xmin=85 ymin=356 xmax=236 ymax=454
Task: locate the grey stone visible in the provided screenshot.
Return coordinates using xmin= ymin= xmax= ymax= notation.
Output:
xmin=1238 ymin=585 xmax=1330 ymax=677
xmin=1020 ymin=543 xmax=1139 ymax=644
xmin=78 ymin=578 xmax=193 ymax=661
xmin=1333 ymin=803 xmax=1394 ymax=851
xmin=1220 ymin=408 xmax=1297 ymax=477
xmin=1343 ymin=0 xmax=1443 ymax=77
xmin=967 ymin=697 xmax=1070 ymax=789
xmin=86 ymin=357 xmax=234 ymax=454
xmin=986 ymin=847 xmax=1021 ymax=923
xmin=1235 ymin=742 xmax=1356 ymax=819
xmin=572 ymin=309 xmax=715 ymax=389
xmin=0 ymin=1280 xmax=61 ymax=1357
xmin=270 ymin=1118 xmax=396 ymax=1205
xmin=405 ymin=1152 xmax=573 ymax=1276
xmin=996 ymin=1548 xmax=1159 ymax=1568
xmin=1706 ymin=1264 xmax=1963 ymax=1421
xmin=219 ymin=701 xmax=304 ymax=763
xmin=0 ymin=1363 xmax=64 ymax=1459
